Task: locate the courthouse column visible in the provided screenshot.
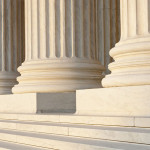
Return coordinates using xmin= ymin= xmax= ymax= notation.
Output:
xmin=12 ymin=0 xmax=104 ymax=94
xmin=96 ymin=0 xmax=120 ymax=75
xmin=102 ymin=0 xmax=150 ymax=87
xmin=0 ymin=0 xmax=24 ymax=94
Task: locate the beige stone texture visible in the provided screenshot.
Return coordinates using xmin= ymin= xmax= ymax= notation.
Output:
xmin=76 ymin=85 xmax=150 ymax=116
xmin=0 ymin=0 xmax=25 ymax=94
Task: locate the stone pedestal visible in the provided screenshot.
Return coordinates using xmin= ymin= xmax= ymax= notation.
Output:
xmin=12 ymin=0 xmax=104 ymax=94
xmin=0 ymin=0 xmax=24 ymax=94
xmin=76 ymin=85 xmax=150 ymax=116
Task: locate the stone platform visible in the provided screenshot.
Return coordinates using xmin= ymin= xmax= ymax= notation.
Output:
xmin=1 ymin=85 xmax=150 ymax=117
xmin=76 ymin=85 xmax=150 ymax=116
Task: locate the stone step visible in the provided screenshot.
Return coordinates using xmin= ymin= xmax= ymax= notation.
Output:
xmin=0 ymin=119 xmax=150 ymax=145
xmin=0 ymin=140 xmax=50 ymax=150
xmin=0 ymin=113 xmax=148 ymax=127
xmin=0 ymin=129 xmax=150 ymax=150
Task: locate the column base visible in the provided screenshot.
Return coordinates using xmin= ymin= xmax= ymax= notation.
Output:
xmin=76 ymin=85 xmax=150 ymax=116
xmin=0 ymin=72 xmax=18 ymax=95
xmin=0 ymin=92 xmax=76 ymax=113
xmin=12 ymin=58 xmax=104 ymax=94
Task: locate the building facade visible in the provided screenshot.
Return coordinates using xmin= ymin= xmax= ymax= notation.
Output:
xmin=0 ymin=0 xmax=149 ymax=149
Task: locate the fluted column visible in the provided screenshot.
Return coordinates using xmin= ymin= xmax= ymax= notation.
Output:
xmin=96 ymin=0 xmax=120 ymax=74
xmin=12 ymin=0 xmax=104 ymax=94
xmin=0 ymin=0 xmax=24 ymax=94
xmin=102 ymin=0 xmax=150 ymax=87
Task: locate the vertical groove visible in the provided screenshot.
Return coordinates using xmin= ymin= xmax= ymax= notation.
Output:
xmin=98 ymin=0 xmax=105 ymax=66
xmin=88 ymin=0 xmax=91 ymax=59
xmin=25 ymin=0 xmax=28 ymax=61
xmin=90 ymin=0 xmax=97 ymax=60
xmin=55 ymin=0 xmax=61 ymax=58
xmin=60 ymin=0 xmax=66 ymax=57
xmin=120 ymin=0 xmax=123 ymax=39
xmin=109 ymin=0 xmax=113 ymax=63
xmin=75 ymin=0 xmax=83 ymax=57
xmin=12 ymin=0 xmax=17 ymax=71
xmin=39 ymin=0 xmax=46 ymax=58
xmin=93 ymin=0 xmax=97 ymax=60
xmin=104 ymin=0 xmax=111 ymax=74
xmin=65 ymin=0 xmax=72 ymax=57
xmin=148 ymin=0 xmax=150 ymax=33
xmin=83 ymin=0 xmax=91 ymax=59
xmin=71 ymin=0 xmax=75 ymax=58
xmin=90 ymin=0 xmax=94 ymax=59
xmin=37 ymin=0 xmax=40 ymax=59
xmin=21 ymin=0 xmax=25 ymax=63
xmin=49 ymin=0 xmax=56 ymax=58
xmin=46 ymin=0 xmax=50 ymax=58
xmin=95 ymin=0 xmax=98 ymax=60
xmin=5 ymin=0 xmax=12 ymax=71
xmin=81 ymin=0 xmax=84 ymax=58
xmin=17 ymin=0 xmax=22 ymax=68
xmin=27 ymin=0 xmax=31 ymax=60
xmin=0 ymin=0 xmax=3 ymax=70
xmin=31 ymin=0 xmax=38 ymax=59
xmin=1 ymin=0 xmax=5 ymax=71
xmin=116 ymin=0 xmax=120 ymax=42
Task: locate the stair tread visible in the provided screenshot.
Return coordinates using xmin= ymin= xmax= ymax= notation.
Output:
xmin=0 ymin=140 xmax=49 ymax=150
xmin=0 ymin=113 xmax=135 ymax=127
xmin=0 ymin=119 xmax=149 ymax=133
xmin=0 ymin=129 xmax=150 ymax=150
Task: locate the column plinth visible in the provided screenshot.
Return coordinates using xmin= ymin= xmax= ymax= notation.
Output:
xmin=102 ymin=0 xmax=150 ymax=87
xmin=12 ymin=0 xmax=104 ymax=94
xmin=0 ymin=0 xmax=24 ymax=94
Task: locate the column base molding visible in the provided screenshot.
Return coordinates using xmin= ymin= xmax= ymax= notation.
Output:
xmin=0 ymin=92 xmax=76 ymax=113
xmin=76 ymin=85 xmax=150 ymax=116
xmin=12 ymin=58 xmax=104 ymax=94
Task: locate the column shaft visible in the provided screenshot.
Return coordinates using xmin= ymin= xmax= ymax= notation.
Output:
xmin=12 ymin=0 xmax=104 ymax=94
xmin=102 ymin=0 xmax=150 ymax=87
xmin=96 ymin=0 xmax=120 ymax=74
xmin=0 ymin=0 xmax=24 ymax=94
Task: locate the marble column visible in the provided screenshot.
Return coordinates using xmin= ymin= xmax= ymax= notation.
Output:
xmin=102 ymin=0 xmax=150 ymax=87
xmin=0 ymin=0 xmax=24 ymax=94
xmin=96 ymin=0 xmax=120 ymax=75
xmin=12 ymin=0 xmax=104 ymax=94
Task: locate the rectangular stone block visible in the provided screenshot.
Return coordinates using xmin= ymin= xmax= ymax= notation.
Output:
xmin=0 ymin=93 xmax=76 ymax=114
xmin=76 ymin=85 xmax=150 ymax=116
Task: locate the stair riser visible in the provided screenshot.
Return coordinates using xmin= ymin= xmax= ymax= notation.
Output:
xmin=0 ymin=122 xmax=150 ymax=145
xmin=0 ymin=133 xmax=116 ymax=150
xmin=0 ymin=114 xmax=134 ymax=127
